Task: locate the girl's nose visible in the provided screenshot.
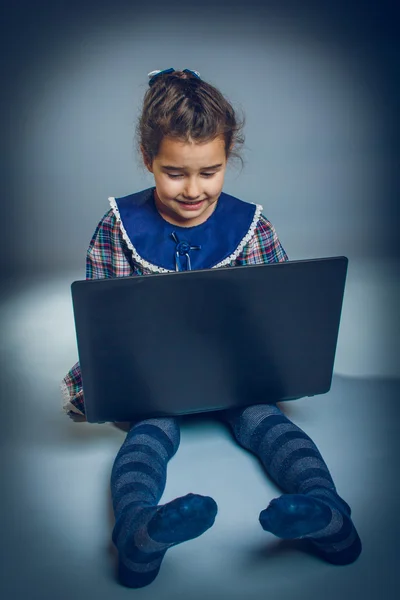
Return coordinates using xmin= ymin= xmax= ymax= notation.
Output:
xmin=182 ymin=180 xmax=201 ymax=200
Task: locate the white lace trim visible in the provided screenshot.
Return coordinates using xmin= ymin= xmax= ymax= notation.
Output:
xmin=60 ymin=379 xmax=84 ymax=415
xmin=212 ymin=203 xmax=263 ymax=268
xmin=109 ymin=197 xmax=171 ymax=273
xmin=109 ymin=196 xmax=264 ymax=273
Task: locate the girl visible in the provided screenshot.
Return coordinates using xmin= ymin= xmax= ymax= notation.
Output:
xmin=61 ymin=68 xmax=362 ymax=589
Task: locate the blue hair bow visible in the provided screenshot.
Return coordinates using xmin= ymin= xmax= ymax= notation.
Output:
xmin=148 ymin=68 xmax=201 ymax=87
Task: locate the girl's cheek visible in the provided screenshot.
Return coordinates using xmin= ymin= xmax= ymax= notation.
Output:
xmin=209 ymin=177 xmax=224 ymax=194
xmin=161 ymin=179 xmax=179 ymax=196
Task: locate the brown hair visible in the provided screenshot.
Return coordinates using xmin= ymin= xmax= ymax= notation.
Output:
xmin=136 ymin=70 xmax=245 ymax=170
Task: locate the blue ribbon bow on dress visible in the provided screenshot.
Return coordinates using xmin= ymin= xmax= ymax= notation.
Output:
xmin=171 ymin=232 xmax=201 ymax=271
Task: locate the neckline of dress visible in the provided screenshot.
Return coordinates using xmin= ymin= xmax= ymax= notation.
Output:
xmin=108 ymin=187 xmax=264 ymax=274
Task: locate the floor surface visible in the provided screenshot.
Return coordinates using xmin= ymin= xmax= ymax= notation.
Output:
xmin=0 ymin=259 xmax=399 ymax=599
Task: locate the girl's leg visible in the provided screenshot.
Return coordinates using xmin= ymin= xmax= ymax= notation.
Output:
xmin=111 ymin=416 xmax=217 ymax=588
xmin=222 ymin=404 xmax=362 ymax=565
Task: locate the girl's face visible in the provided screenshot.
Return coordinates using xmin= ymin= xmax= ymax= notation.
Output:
xmin=142 ymin=135 xmax=228 ymax=227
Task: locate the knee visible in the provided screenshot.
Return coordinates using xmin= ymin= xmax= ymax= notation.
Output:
xmin=242 ymin=403 xmax=282 ymax=420
xmin=223 ymin=403 xmax=282 ymax=448
xmin=227 ymin=403 xmax=282 ymax=428
xmin=129 ymin=416 xmax=181 ymax=456
xmin=157 ymin=416 xmax=181 ymax=451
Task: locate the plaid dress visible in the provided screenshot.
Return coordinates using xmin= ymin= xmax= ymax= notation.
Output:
xmin=61 ymin=188 xmax=288 ymax=417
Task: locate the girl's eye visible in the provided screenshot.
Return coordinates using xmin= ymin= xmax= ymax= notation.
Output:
xmin=167 ymin=173 xmax=216 ymax=179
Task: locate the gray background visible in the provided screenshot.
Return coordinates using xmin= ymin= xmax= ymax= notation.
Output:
xmin=0 ymin=1 xmax=399 ymax=599
xmin=1 ymin=0 xmax=399 ymax=275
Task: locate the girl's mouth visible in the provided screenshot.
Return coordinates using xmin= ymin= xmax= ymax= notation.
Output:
xmin=178 ymin=199 xmax=205 ymax=210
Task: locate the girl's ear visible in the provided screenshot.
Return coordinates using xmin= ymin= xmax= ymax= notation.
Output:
xmin=225 ymin=138 xmax=234 ymax=159
xmin=140 ymin=145 xmax=153 ymax=173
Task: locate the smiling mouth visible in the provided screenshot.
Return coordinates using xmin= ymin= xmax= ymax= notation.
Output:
xmin=178 ymin=199 xmax=204 ymax=205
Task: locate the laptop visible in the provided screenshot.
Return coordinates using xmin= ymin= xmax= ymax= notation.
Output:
xmin=70 ymin=257 xmax=348 ymax=423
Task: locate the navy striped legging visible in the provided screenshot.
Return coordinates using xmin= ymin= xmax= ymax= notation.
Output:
xmin=110 ymin=403 xmax=361 ymax=585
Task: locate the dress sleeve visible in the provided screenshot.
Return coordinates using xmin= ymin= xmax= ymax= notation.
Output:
xmin=235 ymin=213 xmax=289 ymax=265
xmin=61 ymin=209 xmax=134 ymax=417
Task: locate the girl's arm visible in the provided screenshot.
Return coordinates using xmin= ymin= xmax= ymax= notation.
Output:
xmin=256 ymin=214 xmax=289 ymax=263
xmin=235 ymin=214 xmax=289 ymax=265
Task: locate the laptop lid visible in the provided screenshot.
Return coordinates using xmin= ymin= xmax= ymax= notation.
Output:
xmin=71 ymin=257 xmax=348 ymax=423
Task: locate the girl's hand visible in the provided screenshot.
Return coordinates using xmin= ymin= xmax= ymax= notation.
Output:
xmin=67 ymin=411 xmax=87 ymax=423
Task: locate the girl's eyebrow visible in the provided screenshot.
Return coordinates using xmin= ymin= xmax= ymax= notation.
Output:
xmin=161 ymin=163 xmax=223 ymax=171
